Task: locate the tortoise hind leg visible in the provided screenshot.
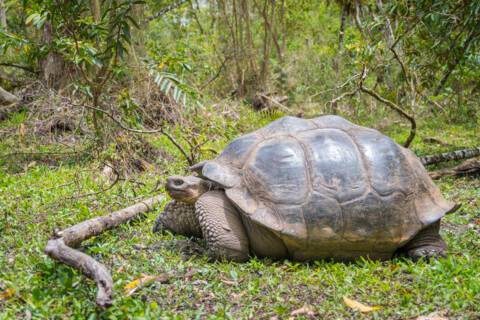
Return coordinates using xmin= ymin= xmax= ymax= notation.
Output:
xmin=196 ymin=190 xmax=250 ymax=262
xmin=398 ymin=220 xmax=447 ymax=260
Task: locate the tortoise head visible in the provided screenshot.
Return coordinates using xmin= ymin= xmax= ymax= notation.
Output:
xmin=166 ymin=175 xmax=214 ymax=204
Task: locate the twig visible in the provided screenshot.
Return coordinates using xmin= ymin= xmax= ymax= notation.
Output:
xmin=200 ymin=56 xmax=229 ymax=90
xmin=70 ymin=103 xmax=194 ymax=165
xmin=144 ymin=0 xmax=188 ymax=23
xmin=358 ymin=65 xmax=416 ymax=148
xmin=62 ymin=170 xmax=119 ymax=202
xmin=258 ymin=94 xmax=289 ymax=112
xmin=310 ymin=73 xmax=361 ymax=100
xmin=0 ymin=149 xmax=87 ymax=160
xmin=327 ymin=89 xmax=359 ymax=108
xmin=45 ymin=195 xmax=165 ymax=307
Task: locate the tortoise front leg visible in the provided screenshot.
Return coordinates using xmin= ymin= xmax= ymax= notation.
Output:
xmin=153 ymin=200 xmax=203 ymax=238
xmin=399 ymin=220 xmax=447 ymax=260
xmin=196 ymin=190 xmax=250 ymax=262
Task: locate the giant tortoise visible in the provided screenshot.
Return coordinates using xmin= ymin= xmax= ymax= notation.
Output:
xmin=154 ymin=115 xmax=455 ymax=261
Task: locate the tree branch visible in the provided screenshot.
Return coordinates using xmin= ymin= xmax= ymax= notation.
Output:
xmin=144 ymin=0 xmax=188 ymax=23
xmin=0 ymin=62 xmax=38 ymax=73
xmin=70 ymin=103 xmax=194 ymax=165
xmin=359 ymin=65 xmax=416 ymax=147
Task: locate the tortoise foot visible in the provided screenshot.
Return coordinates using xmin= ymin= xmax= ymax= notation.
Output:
xmin=407 ymin=245 xmax=446 ymax=261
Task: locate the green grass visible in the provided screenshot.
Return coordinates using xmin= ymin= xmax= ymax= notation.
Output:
xmin=1 ymin=109 xmax=479 ymax=319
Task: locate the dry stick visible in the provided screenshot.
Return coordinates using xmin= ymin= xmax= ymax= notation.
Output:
xmin=358 ymin=65 xmax=416 ymax=148
xmin=258 ymin=94 xmax=290 ymax=112
xmin=71 ymin=103 xmax=193 ymax=165
xmin=327 ymin=89 xmax=359 ymax=109
xmin=429 ymin=157 xmax=480 ymax=180
xmin=45 ymin=194 xmax=165 ymax=307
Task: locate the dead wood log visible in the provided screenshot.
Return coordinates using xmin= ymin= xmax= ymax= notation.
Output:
xmin=420 ymin=147 xmax=480 ymax=166
xmin=429 ymin=157 xmax=480 ymax=180
xmin=0 ymin=85 xmax=20 ymax=105
xmin=45 ymin=194 xmax=164 ymax=307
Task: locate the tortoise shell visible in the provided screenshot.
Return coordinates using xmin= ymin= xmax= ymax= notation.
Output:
xmin=196 ymin=116 xmax=454 ymax=259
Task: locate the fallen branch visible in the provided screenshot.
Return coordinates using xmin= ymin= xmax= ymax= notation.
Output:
xmin=420 ymin=147 xmax=480 ymax=166
xmin=0 ymin=85 xmax=20 ymax=105
xmin=45 ymin=195 xmax=165 ymax=307
xmin=429 ymin=157 xmax=480 ymax=180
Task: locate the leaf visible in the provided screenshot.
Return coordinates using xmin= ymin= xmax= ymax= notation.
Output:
xmin=415 ymin=312 xmax=449 ymax=320
xmin=19 ymin=123 xmax=25 ymax=139
xmin=343 ymin=296 xmax=381 ymax=313
xmin=124 ymin=274 xmax=170 ymax=296
xmin=0 ymin=288 xmax=15 ymax=301
xmin=220 ymin=278 xmax=236 ymax=285
xmin=290 ymin=304 xmax=315 ymax=317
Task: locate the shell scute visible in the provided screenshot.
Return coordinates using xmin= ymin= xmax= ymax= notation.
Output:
xmin=348 ymin=128 xmax=415 ymax=196
xmin=297 ymin=128 xmax=368 ymax=203
xmin=244 ymin=137 xmax=309 ymax=205
xmin=259 ymin=116 xmax=317 ymax=136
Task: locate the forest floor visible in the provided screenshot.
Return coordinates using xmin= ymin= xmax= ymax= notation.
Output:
xmin=0 ymin=107 xmax=479 ymax=319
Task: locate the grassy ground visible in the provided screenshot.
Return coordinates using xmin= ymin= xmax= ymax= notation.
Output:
xmin=0 ymin=107 xmax=479 ymax=319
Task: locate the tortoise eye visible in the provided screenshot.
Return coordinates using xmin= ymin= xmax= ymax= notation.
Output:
xmin=173 ymin=179 xmax=184 ymax=186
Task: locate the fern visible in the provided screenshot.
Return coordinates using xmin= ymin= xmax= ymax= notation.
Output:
xmin=148 ymin=68 xmax=202 ymax=109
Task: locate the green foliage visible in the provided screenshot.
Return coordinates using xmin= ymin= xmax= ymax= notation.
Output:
xmin=149 ymin=68 xmax=202 ymax=109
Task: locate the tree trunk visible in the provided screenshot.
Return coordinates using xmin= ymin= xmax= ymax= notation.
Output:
xmin=332 ymin=3 xmax=349 ymax=114
xmin=0 ymin=0 xmax=7 ymax=29
xmin=90 ymin=0 xmax=101 ymax=22
xmin=39 ymin=21 xmax=67 ymax=89
xmin=260 ymin=0 xmax=272 ymax=90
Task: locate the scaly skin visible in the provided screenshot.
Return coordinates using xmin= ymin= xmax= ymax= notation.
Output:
xmin=153 ymin=200 xmax=202 ymax=238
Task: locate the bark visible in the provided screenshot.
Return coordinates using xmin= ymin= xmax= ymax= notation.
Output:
xmin=45 ymin=195 xmax=164 ymax=307
xmin=332 ymin=2 xmax=349 ymax=114
xmin=0 ymin=85 xmax=20 ymax=105
xmin=375 ymin=0 xmax=394 ymax=46
xmin=39 ymin=21 xmax=67 ymax=88
xmin=420 ymin=147 xmax=480 ymax=166
xmin=429 ymin=157 xmax=480 ymax=180
xmin=0 ymin=0 xmax=7 ymax=29
xmin=338 ymin=3 xmax=348 ymax=54
xmin=260 ymin=0 xmax=273 ymax=89
xmin=90 ymin=0 xmax=101 ymax=22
